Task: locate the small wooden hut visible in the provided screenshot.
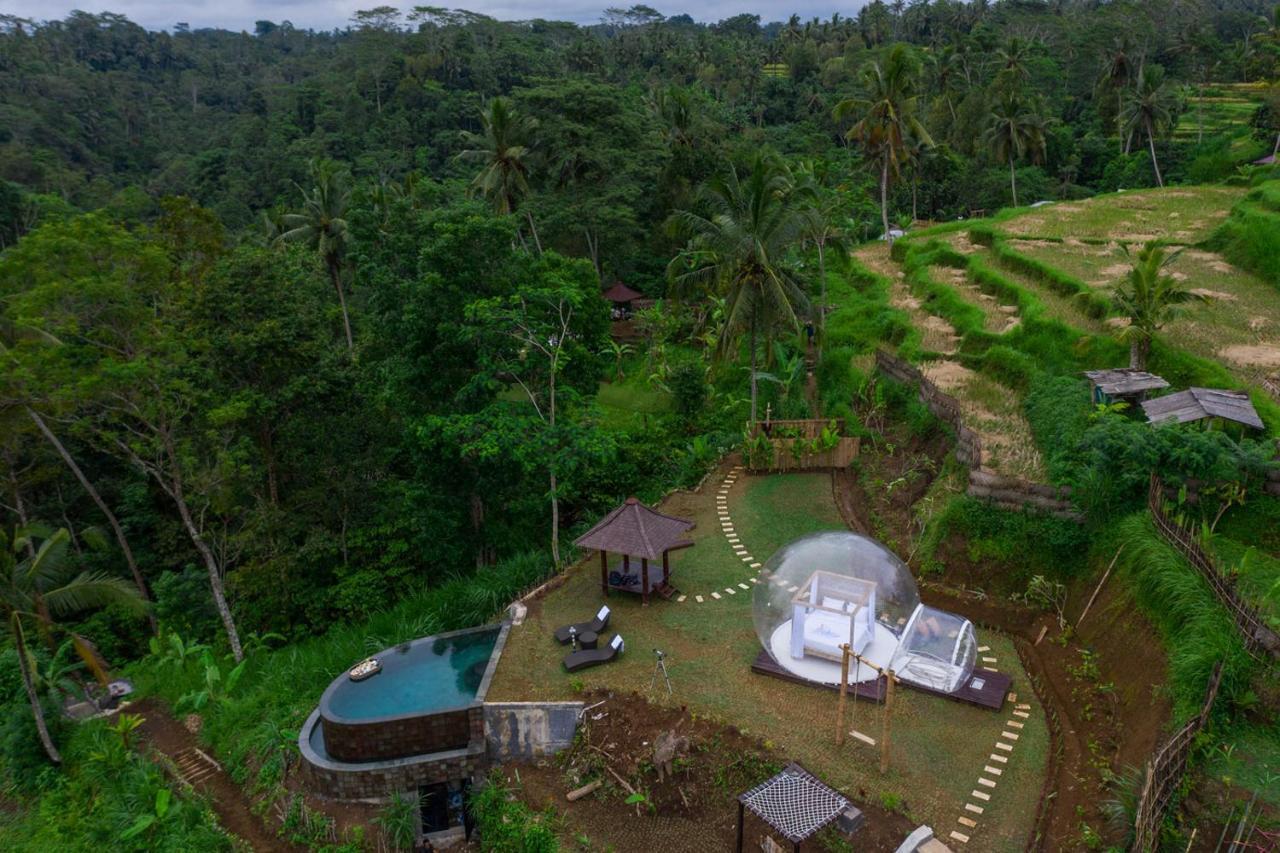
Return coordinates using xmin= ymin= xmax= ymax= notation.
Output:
xmin=601 ymin=281 xmax=644 ymax=319
xmin=574 ymin=497 xmax=693 ymax=605
xmin=1083 ymin=368 xmax=1169 ymax=406
xmin=1141 ymin=388 xmax=1265 ymax=431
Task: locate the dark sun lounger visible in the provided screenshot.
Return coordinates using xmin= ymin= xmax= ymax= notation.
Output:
xmin=553 ymin=605 xmax=611 ymax=644
xmin=563 ymin=634 xmax=624 ymax=672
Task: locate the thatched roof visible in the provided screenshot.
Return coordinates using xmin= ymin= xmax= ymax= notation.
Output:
xmin=1084 ymin=368 xmax=1169 ymax=397
xmin=573 ymin=498 xmax=693 ymax=560
xmin=1142 ymin=388 xmax=1264 ymax=430
xmin=601 ymin=282 xmax=643 ymax=304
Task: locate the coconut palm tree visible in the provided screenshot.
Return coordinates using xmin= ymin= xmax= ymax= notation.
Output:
xmin=834 ymin=44 xmax=933 ymax=245
xmin=1121 ymin=66 xmax=1178 ymax=188
xmin=793 ymin=160 xmax=851 ymax=358
xmin=279 ymin=159 xmax=354 ymax=351
xmin=1 ymin=526 xmax=145 ymax=764
xmin=985 ymin=93 xmax=1048 ymax=208
xmin=457 ymin=97 xmax=542 ymax=252
xmin=667 ymin=153 xmax=810 ymax=424
xmin=1097 ymin=38 xmax=1138 ymax=153
xmin=1111 ymin=243 xmax=1208 ymax=370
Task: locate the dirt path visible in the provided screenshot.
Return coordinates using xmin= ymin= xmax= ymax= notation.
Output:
xmin=132 ymin=698 xmax=307 ymax=853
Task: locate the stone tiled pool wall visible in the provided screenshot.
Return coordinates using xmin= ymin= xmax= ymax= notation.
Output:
xmin=323 ymin=704 xmax=483 ymax=762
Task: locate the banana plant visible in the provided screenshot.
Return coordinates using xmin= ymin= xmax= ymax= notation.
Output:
xmin=120 ymin=788 xmax=173 ymax=841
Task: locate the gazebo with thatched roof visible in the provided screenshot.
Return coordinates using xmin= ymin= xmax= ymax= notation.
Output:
xmin=574 ymin=498 xmax=693 ymax=605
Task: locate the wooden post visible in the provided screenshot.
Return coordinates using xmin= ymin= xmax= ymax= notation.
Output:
xmin=600 ymin=550 xmax=609 ymax=596
xmin=836 ymin=644 xmax=850 ymax=746
xmin=641 ymin=557 xmax=650 ymax=607
xmin=735 ymin=801 xmax=744 ymax=853
xmin=662 ymin=550 xmax=670 ymax=585
xmin=880 ymin=669 xmax=895 ymax=774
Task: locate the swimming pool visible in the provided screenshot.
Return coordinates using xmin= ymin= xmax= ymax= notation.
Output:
xmin=313 ymin=623 xmax=509 ymax=764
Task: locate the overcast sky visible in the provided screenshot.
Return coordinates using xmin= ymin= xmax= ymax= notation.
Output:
xmin=8 ymin=2 xmax=866 ymax=32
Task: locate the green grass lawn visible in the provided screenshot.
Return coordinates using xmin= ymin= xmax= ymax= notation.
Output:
xmin=489 ymin=470 xmax=1049 ymax=851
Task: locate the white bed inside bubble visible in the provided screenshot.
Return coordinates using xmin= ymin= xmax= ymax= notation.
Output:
xmin=753 ymin=531 xmax=978 ymax=694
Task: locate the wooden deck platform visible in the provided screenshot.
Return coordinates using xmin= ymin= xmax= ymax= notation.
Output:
xmin=751 ymin=650 xmax=1011 ymax=711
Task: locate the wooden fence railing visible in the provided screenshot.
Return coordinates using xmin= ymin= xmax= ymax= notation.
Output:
xmin=1148 ymin=476 xmax=1280 ymax=659
xmin=1131 ymin=664 xmax=1223 ymax=852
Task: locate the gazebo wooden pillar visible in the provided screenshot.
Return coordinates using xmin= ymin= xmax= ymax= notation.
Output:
xmin=576 ymin=497 xmax=694 ymax=606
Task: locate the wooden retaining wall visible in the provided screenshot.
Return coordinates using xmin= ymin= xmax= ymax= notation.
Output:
xmin=875 ymin=350 xmax=1080 ymax=520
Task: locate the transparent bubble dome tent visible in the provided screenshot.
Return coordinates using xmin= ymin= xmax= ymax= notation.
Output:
xmin=753 ymin=532 xmax=978 ymax=694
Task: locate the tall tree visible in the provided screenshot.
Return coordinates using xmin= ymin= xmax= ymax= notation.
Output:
xmin=1121 ymin=66 xmax=1178 ymax=188
xmin=794 ymin=160 xmax=851 ymax=358
xmin=985 ymin=93 xmax=1048 ymax=208
xmin=667 ymin=152 xmax=810 ymax=424
xmin=458 ymin=97 xmax=542 ymax=252
xmin=834 ymin=44 xmax=933 ymax=244
xmin=1111 ymin=243 xmax=1207 ymax=370
xmin=280 ymin=159 xmax=355 ymax=352
xmin=1098 ymin=38 xmax=1139 ymax=154
xmin=2 ymin=526 xmax=145 ymax=763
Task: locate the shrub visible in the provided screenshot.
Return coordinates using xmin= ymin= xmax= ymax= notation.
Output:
xmin=469 ymin=780 xmax=559 ymax=852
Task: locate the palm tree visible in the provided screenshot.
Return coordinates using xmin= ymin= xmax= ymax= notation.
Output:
xmin=985 ymin=93 xmax=1048 ymax=208
xmin=995 ymin=35 xmax=1035 ymax=91
xmin=457 ymin=97 xmax=542 ymax=252
xmin=794 ymin=160 xmax=851 ymax=358
xmin=1098 ymin=39 xmax=1138 ymax=154
xmin=279 ymin=159 xmax=354 ymax=351
xmin=834 ymin=44 xmax=933 ymax=245
xmin=1 ymin=526 xmax=145 ymax=764
xmin=1111 ymin=243 xmax=1208 ymax=370
xmin=667 ymin=153 xmax=810 ymax=424
xmin=1121 ymin=66 xmax=1178 ymax=188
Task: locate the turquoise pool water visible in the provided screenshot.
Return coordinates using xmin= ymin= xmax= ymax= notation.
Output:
xmin=323 ymin=627 xmax=500 ymax=721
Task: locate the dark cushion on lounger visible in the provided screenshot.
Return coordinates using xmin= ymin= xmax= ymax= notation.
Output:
xmin=553 ymin=605 xmax=610 ymax=644
xmin=562 ymin=634 xmax=624 ymax=672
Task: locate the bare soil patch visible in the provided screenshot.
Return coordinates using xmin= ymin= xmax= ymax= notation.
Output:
xmin=1220 ymin=344 xmax=1280 ymax=369
xmin=506 ymin=690 xmax=916 ymax=852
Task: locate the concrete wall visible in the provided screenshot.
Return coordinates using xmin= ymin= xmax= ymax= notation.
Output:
xmin=484 ymin=701 xmax=583 ymax=761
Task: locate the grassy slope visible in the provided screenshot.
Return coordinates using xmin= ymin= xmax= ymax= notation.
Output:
xmin=489 ymin=472 xmax=1048 ymax=853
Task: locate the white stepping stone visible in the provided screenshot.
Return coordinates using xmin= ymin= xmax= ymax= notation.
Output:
xmin=984 ymin=766 xmax=1002 ymax=776
xmin=1008 ymin=693 xmax=1018 ymax=703
xmin=1008 ymin=721 xmax=1024 ymax=730
xmin=695 ymin=595 xmax=704 ymax=603
xmin=977 ymin=777 xmax=996 ymax=788
xmin=1016 ymin=703 xmax=1031 ymax=710
xmin=749 ymin=577 xmax=760 ymax=584
xmin=995 ymin=742 xmax=1013 ymax=752
xmin=725 ymin=587 xmax=736 ymax=595
xmin=982 ymin=657 xmax=997 ymax=664
xmin=977 ymin=645 xmax=990 ymax=652
xmin=950 ymin=831 xmax=969 ymax=844
xmin=958 ymin=817 xmax=977 ymax=829
xmin=738 ymin=583 xmax=750 ymax=590
xmin=971 ymin=790 xmax=991 ymax=802
xmin=989 ymin=754 xmax=1008 ymax=764
xmin=964 ymin=803 xmax=984 ymax=815
xmin=711 ymin=592 xmax=721 ymax=600
xmin=750 ymin=562 xmax=761 ymax=568
xmin=677 ymin=595 xmax=687 ymax=603
xmin=741 ymin=556 xmax=753 ymax=562
xmin=1001 ymin=731 xmax=1019 ymax=741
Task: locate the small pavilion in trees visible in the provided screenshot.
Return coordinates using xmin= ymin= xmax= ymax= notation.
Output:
xmin=601 ymin=281 xmax=644 ymax=318
xmin=574 ymin=498 xmax=693 ymax=605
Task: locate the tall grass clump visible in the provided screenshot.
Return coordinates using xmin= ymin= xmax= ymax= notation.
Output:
xmin=1109 ymin=514 xmax=1255 ymax=721
xmin=1206 ymin=181 xmax=1280 ymax=287
xmin=469 ymin=780 xmax=559 ymax=852
xmin=825 ymin=257 xmax=920 ymax=356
